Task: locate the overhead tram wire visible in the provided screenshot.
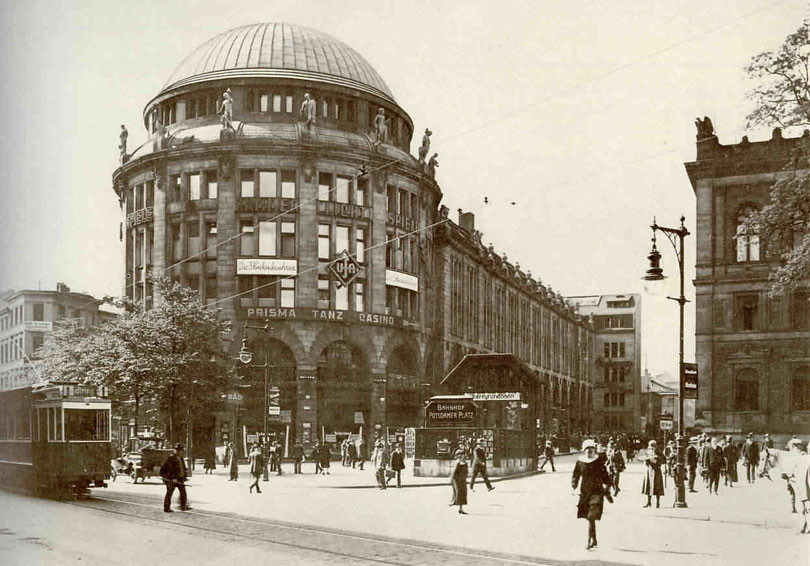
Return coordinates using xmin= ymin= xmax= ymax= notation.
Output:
xmin=205 ymin=216 xmax=452 ymax=310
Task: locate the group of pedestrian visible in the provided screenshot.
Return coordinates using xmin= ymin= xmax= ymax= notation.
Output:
xmin=369 ymin=436 xmax=406 ymax=489
xmin=449 ymin=438 xmax=497 ymax=514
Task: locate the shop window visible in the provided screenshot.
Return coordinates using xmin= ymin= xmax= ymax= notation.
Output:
xmin=240 ymin=221 xmax=255 ymax=256
xmin=734 ymin=368 xmax=759 ymax=411
xmin=281 ymin=169 xmax=296 ymax=198
xmin=259 ymin=171 xmax=277 ymax=198
xmin=336 ymin=176 xmax=351 ymax=204
xmin=258 ymin=221 xmax=276 ymax=256
xmin=318 ymin=224 xmax=331 ymax=260
xmin=241 ymin=170 xmax=255 ymax=198
xmin=792 ymin=367 xmax=810 ymax=411
xmin=734 ymin=294 xmax=759 ymax=331
xmin=189 ymin=174 xmax=201 ymax=201
xmin=281 ymin=222 xmax=295 ymax=257
xmin=355 ymin=178 xmax=367 ymax=207
xmin=205 ymin=171 xmax=218 ymax=199
xmin=318 ymin=173 xmax=332 ymax=201
xmin=318 ymin=278 xmax=330 ymax=309
xmin=735 ymin=205 xmax=760 ymax=262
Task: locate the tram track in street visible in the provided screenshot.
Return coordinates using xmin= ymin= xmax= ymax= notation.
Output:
xmin=65 ymin=492 xmax=621 ymax=566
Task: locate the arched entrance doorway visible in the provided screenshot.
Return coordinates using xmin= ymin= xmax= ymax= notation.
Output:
xmin=317 ymin=341 xmax=370 ymax=441
xmin=240 ymin=338 xmax=297 ymax=450
xmin=386 ymin=343 xmax=421 ymax=429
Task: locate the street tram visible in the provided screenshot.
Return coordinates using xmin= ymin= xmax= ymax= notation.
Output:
xmin=0 ymin=381 xmax=111 ymax=496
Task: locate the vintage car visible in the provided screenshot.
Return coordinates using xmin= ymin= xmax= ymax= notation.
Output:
xmin=123 ymin=436 xmax=173 ymax=484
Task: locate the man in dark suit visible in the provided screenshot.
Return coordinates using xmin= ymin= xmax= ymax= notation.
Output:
xmin=160 ymin=443 xmax=190 ymax=513
xmin=741 ymin=433 xmax=760 ymax=483
xmin=470 ymin=438 xmax=494 ymax=492
xmin=686 ymin=436 xmax=699 ymax=492
xmin=390 ymin=443 xmax=406 ymax=488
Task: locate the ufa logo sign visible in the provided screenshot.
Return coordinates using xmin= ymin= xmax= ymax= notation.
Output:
xmin=329 ymin=250 xmax=361 ymax=288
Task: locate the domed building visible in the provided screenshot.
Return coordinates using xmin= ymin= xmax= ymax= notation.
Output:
xmin=113 ymin=23 xmax=593 ymax=455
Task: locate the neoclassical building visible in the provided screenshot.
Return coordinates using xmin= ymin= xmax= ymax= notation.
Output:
xmin=112 ymin=23 xmax=592 ymax=451
xmin=685 ymin=124 xmax=810 ymax=440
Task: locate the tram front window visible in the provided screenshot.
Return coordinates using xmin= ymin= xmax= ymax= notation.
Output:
xmin=65 ymin=409 xmax=110 ymax=441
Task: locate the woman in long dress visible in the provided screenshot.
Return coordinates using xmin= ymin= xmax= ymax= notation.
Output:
xmin=572 ymin=439 xmax=612 ymax=549
xmin=449 ymin=449 xmax=469 ymax=514
xmin=641 ymin=440 xmax=665 ymax=508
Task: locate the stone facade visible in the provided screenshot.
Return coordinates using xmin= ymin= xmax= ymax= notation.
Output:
xmin=684 ymin=126 xmax=810 ymax=439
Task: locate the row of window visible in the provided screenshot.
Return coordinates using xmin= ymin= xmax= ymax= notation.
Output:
xmin=595 ymin=314 xmax=634 ymax=330
xmin=603 ymin=365 xmax=628 ymax=384
xmin=127 ymin=181 xmax=156 ymax=214
xmin=736 ymin=367 xmax=810 ymax=412
xmin=603 ymin=391 xmax=626 ymax=408
xmin=729 ymin=291 xmax=809 ymax=331
xmin=1 ymin=333 xmax=24 ymax=365
xmin=0 ymin=305 xmax=24 ymax=331
xmin=603 ymin=342 xmax=626 ymax=359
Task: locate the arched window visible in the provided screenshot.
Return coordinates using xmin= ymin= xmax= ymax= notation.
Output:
xmin=318 ymin=341 xmax=365 ymax=384
xmin=735 ymin=205 xmax=760 ymax=262
xmin=792 ymin=366 xmax=810 ymax=411
xmin=734 ymin=368 xmax=759 ymax=411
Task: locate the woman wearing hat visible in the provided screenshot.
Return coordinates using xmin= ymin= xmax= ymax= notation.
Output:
xmin=248 ymin=444 xmax=263 ymax=494
xmin=572 ymin=439 xmax=612 ymax=549
xmin=226 ymin=442 xmax=239 ymax=481
xmin=641 ymin=440 xmax=664 ymax=508
xmin=449 ymin=448 xmax=469 ymax=514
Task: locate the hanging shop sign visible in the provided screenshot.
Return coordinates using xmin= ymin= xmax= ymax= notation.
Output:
xmin=237 ymin=258 xmax=298 ymax=276
xmin=329 ymin=250 xmax=361 ymax=288
xmin=470 ymin=392 xmax=521 ymax=402
xmin=682 ymin=363 xmax=699 ymax=400
xmin=385 ymin=269 xmax=418 ymax=292
xmin=267 ymin=410 xmax=292 ymax=424
xmin=24 ymin=321 xmax=53 ymax=332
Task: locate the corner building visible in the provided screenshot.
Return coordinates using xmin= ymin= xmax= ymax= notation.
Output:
xmin=112 ymin=23 xmax=592 ymax=450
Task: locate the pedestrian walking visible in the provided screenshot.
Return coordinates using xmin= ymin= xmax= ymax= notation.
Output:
xmin=572 ymin=439 xmax=612 ymax=550
xmin=539 ymin=440 xmax=556 ymax=472
xmin=356 ymin=437 xmax=366 ymax=470
xmin=226 ymin=442 xmax=238 ymax=481
xmin=372 ymin=439 xmax=389 ymax=489
xmin=319 ymin=441 xmax=331 ymax=474
xmin=470 ymin=438 xmax=494 ymax=492
xmin=449 ymin=448 xmax=469 ymax=514
xmin=698 ymin=435 xmax=711 ymax=486
xmin=248 ymin=444 xmax=263 ymax=494
xmin=723 ymin=435 xmax=739 ymax=487
xmin=160 ymin=443 xmax=191 ymax=513
xmin=607 ymin=440 xmax=625 ymax=495
xmin=341 ymin=438 xmax=349 ymax=467
xmin=390 ymin=443 xmax=406 ymax=488
xmin=742 ymin=433 xmax=760 ymax=483
xmin=348 ymin=438 xmax=358 ymax=468
xmin=292 ymin=441 xmax=305 ymax=474
xmin=784 ymin=437 xmax=805 ymax=514
xmin=641 ymin=440 xmax=665 ymax=508
xmin=686 ymin=436 xmax=699 ymax=492
xmin=708 ymin=437 xmax=725 ymax=494
xmin=311 ymin=441 xmax=322 ymax=474
xmin=203 ymin=448 xmax=216 ymax=474
xmin=272 ymin=441 xmax=283 ymax=475
xmin=268 ymin=442 xmax=277 ymax=472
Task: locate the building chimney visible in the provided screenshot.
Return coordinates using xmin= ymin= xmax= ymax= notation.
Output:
xmin=459 ymin=211 xmax=475 ymax=233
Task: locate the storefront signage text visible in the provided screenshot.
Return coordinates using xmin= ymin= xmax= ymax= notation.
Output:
xmin=470 ymin=392 xmax=521 ymax=402
xmin=318 ymin=201 xmax=371 ymax=220
xmin=237 ymin=258 xmax=298 ymax=275
xmin=237 ymin=198 xmax=297 ymax=213
xmin=387 ymin=213 xmax=417 ymax=231
xmin=425 ymin=401 xmax=477 ymax=426
xmin=127 ymin=207 xmax=153 ymax=229
xmin=243 ymin=307 xmax=404 ymax=328
xmin=385 ymin=269 xmax=418 ymax=292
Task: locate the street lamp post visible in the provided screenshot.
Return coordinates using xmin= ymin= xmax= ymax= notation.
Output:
xmin=643 ymin=215 xmax=689 ymax=509
xmin=238 ymin=321 xmax=274 ymax=447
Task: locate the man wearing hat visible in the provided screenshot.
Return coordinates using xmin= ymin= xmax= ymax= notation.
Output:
xmin=539 ymin=440 xmax=556 ymax=472
xmin=470 ymin=438 xmax=494 ymax=492
xmin=741 ymin=433 xmax=760 ymax=484
xmin=160 ymin=443 xmax=190 ymax=513
xmin=784 ymin=437 xmax=805 ymax=514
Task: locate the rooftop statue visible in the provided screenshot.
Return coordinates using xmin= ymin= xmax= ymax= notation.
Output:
xmin=427 ymin=153 xmax=439 ymax=178
xmin=300 ymin=93 xmax=316 ymax=130
xmin=695 ymin=116 xmax=714 ymax=140
xmin=119 ymin=124 xmax=128 ymax=163
xmin=373 ymin=108 xmax=388 ymax=145
xmin=219 ymin=88 xmax=234 ymax=131
xmin=418 ymin=128 xmax=432 ymax=168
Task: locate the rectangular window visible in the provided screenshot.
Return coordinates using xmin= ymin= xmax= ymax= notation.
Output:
xmin=281 ymin=222 xmax=295 ymax=257
xmin=31 ymin=333 xmax=44 ymax=352
xmin=386 ymin=285 xmax=396 ymax=315
xmin=206 ymin=221 xmax=217 ymax=258
xmin=171 ymin=175 xmax=181 ymax=202
xmin=239 ymin=276 xmax=254 ymax=306
xmin=203 ymin=172 xmax=216 ymax=199
xmin=399 ymin=189 xmax=409 ymax=217
xmin=336 ymin=225 xmax=349 ymax=255
xmin=65 ymin=409 xmax=109 ymax=441
xmin=188 ymin=222 xmax=200 ymax=256
xmin=356 ymin=228 xmax=366 ymax=264
xmin=386 ymin=233 xmax=394 ymax=268
xmin=792 ymin=374 xmax=810 ymax=411
xmin=387 ymin=185 xmax=397 ymax=212
xmin=334 ymin=102 xmax=341 ymax=120
xmin=280 ymin=279 xmax=295 ymax=308
xmin=281 ymin=170 xmax=296 ymax=198
xmin=259 ymin=170 xmax=277 ymax=198
xmin=336 ymin=176 xmax=351 ymax=203
xmin=793 ymin=291 xmax=809 ymax=330
xmin=240 ymin=221 xmax=255 ymax=255
xmin=735 ymin=295 xmax=759 ymax=331
xmin=273 ymin=94 xmax=282 ymax=112
xmin=355 ymin=179 xmax=367 ymax=207
xmin=241 ymin=170 xmax=255 ymax=198
xmin=318 ymin=224 xmax=331 ymax=260
xmin=33 ymin=303 xmax=44 ymax=321
xmin=189 ymin=173 xmax=201 ymax=200
xmin=259 ymin=221 xmax=276 ymax=256
xmin=205 ymin=276 xmax=217 ymax=303
xmin=355 ymin=282 xmax=365 ymax=312
xmin=260 ymin=94 xmax=269 ymax=112
xmin=285 ymin=95 xmax=293 ymax=113
xmin=318 ymin=173 xmax=332 ymax=201
xmin=322 ymin=99 xmax=328 ymax=117
xmin=318 ymin=278 xmax=330 ymax=309
xmin=257 ymin=275 xmax=277 ymax=306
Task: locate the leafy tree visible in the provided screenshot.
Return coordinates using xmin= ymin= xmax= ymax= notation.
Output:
xmin=742 ymin=20 xmax=810 ymax=294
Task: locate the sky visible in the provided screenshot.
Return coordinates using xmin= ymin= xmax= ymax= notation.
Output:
xmin=0 ymin=0 xmax=806 ymax=377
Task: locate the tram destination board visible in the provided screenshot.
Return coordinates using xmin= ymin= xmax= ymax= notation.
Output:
xmin=425 ymin=399 xmax=477 ymax=427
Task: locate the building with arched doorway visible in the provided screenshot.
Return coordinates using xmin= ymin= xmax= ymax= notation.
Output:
xmin=112 ymin=23 xmax=593 ymax=453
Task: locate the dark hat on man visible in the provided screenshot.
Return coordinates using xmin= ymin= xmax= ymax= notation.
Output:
xmin=174 ymin=443 xmax=184 ymax=451
xmin=454 ymin=448 xmax=466 ymax=458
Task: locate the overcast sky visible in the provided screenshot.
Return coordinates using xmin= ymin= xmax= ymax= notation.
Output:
xmin=0 ymin=0 xmax=806 ymax=377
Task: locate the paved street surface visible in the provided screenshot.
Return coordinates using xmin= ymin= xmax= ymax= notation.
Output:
xmin=2 ymin=454 xmax=808 ymax=565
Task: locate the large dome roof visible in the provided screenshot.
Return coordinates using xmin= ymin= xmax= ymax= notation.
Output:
xmin=161 ymin=23 xmax=395 ymax=102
